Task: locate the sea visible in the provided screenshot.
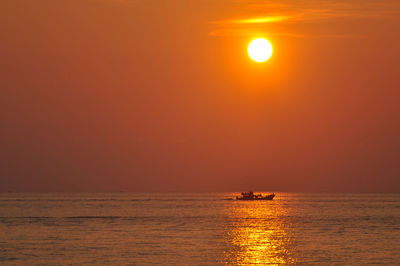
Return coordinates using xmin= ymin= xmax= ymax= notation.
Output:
xmin=1 ymin=193 xmax=399 ymax=265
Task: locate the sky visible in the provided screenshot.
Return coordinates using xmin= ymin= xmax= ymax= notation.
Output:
xmin=1 ymin=0 xmax=400 ymax=192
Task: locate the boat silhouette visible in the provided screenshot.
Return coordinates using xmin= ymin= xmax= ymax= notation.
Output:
xmin=236 ymin=191 xmax=275 ymax=201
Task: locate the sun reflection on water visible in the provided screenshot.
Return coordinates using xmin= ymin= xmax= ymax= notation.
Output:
xmin=222 ymin=195 xmax=297 ymax=264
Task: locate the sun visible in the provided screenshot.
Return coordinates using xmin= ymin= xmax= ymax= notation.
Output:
xmin=248 ymin=38 xmax=273 ymax=62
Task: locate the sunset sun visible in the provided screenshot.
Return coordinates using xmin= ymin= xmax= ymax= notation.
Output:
xmin=248 ymin=38 xmax=273 ymax=62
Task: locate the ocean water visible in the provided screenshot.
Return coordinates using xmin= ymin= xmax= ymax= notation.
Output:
xmin=0 ymin=193 xmax=399 ymax=265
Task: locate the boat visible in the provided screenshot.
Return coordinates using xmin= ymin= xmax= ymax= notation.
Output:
xmin=236 ymin=191 xmax=275 ymax=201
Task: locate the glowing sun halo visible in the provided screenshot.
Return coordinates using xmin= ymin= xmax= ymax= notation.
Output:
xmin=248 ymin=38 xmax=273 ymax=62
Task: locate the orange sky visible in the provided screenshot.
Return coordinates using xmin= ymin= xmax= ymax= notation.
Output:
xmin=1 ymin=0 xmax=400 ymax=192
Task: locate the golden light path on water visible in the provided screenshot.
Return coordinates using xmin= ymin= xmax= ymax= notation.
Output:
xmin=222 ymin=194 xmax=297 ymax=264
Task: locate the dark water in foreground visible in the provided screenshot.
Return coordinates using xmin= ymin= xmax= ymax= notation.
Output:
xmin=0 ymin=193 xmax=399 ymax=264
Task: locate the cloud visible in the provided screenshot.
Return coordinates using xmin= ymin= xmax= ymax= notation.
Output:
xmin=209 ymin=0 xmax=400 ymax=37
xmin=212 ymin=15 xmax=291 ymax=25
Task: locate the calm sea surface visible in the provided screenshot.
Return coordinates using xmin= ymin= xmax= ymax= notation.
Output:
xmin=0 ymin=193 xmax=399 ymax=265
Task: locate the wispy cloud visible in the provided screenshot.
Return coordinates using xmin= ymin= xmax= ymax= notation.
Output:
xmin=212 ymin=15 xmax=291 ymax=25
xmin=209 ymin=0 xmax=400 ymax=37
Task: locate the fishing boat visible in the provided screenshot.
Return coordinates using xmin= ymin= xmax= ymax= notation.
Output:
xmin=236 ymin=191 xmax=275 ymax=201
